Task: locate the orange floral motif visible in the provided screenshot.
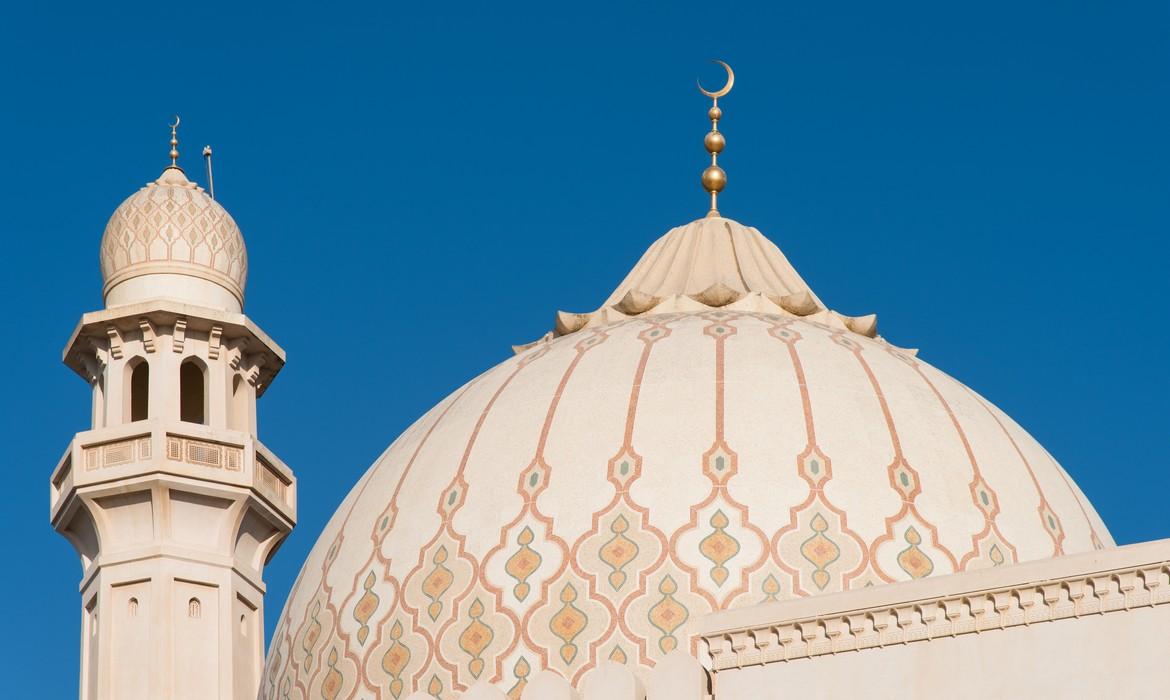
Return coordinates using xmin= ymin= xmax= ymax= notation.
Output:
xmin=608 ymin=645 xmax=628 ymax=664
xmin=458 ymin=598 xmax=494 ymax=679
xmin=267 ymin=648 xmax=283 ymax=699
xmin=321 ymin=647 xmax=342 ymax=700
xmin=301 ymin=601 xmax=322 ymax=671
xmin=381 ymin=620 xmax=410 ymax=698
xmin=761 ymin=573 xmax=782 ymax=602
xmin=699 ymin=510 xmax=740 ymax=586
xmin=799 ymin=513 xmax=841 ymax=590
xmin=353 ymin=571 xmax=379 ymax=644
xmin=504 ymin=527 xmax=542 ymax=601
xmin=897 ymin=526 xmax=934 ymax=579
xmin=549 ymin=583 xmax=588 ymax=664
xmin=648 ymin=575 xmax=688 ymax=653
xmin=507 ymin=657 xmax=531 ymax=700
xmin=599 ymin=515 xmax=639 ymax=591
xmin=422 ymin=546 xmax=454 ymax=621
xmin=427 ymin=674 xmax=443 ymax=697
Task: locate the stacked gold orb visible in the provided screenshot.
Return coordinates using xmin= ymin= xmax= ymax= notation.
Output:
xmin=697 ymin=61 xmax=733 ymax=217
xmin=702 ymin=104 xmax=727 ymax=197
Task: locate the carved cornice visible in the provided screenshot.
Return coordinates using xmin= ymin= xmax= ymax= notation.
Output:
xmin=63 ymin=300 xmax=286 ymax=395
xmin=699 ymin=543 xmax=1170 ymax=671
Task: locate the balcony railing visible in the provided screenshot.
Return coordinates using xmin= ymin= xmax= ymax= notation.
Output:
xmin=50 ymin=420 xmax=295 ymax=524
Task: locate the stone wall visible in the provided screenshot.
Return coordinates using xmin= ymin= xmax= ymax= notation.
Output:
xmin=697 ymin=538 xmax=1170 ymax=699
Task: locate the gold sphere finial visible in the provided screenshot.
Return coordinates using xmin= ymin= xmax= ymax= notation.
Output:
xmin=697 ymin=61 xmax=734 ymax=218
xmin=168 ymin=115 xmax=181 ymax=168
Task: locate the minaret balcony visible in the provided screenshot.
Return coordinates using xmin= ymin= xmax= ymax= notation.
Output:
xmin=50 ymin=420 xmax=296 ymax=530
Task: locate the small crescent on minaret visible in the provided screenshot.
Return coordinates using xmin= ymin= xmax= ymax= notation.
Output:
xmin=697 ymin=60 xmax=735 ymax=99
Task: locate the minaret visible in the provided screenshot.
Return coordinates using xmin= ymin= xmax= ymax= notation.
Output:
xmin=51 ymin=120 xmax=296 ymax=700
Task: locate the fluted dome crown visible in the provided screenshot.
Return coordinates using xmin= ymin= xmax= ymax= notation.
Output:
xmin=264 ymin=216 xmax=1110 ymax=698
xmin=100 ymin=166 xmax=247 ymax=312
xmin=544 ymin=216 xmax=878 ymax=343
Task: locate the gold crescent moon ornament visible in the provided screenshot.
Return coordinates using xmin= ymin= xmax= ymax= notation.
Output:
xmin=698 ymin=61 xmax=733 ymax=218
xmin=697 ymin=60 xmax=735 ymax=99
xmin=168 ymin=115 xmax=181 ymax=167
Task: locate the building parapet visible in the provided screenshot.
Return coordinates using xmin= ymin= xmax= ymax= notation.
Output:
xmin=696 ymin=539 xmax=1170 ymax=671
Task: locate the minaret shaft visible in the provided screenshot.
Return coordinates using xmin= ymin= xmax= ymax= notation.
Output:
xmin=53 ymin=302 xmax=295 ymax=700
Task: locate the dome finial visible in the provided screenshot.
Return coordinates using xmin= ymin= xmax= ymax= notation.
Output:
xmin=697 ymin=60 xmax=733 ymax=218
xmin=168 ymin=115 xmax=181 ymax=169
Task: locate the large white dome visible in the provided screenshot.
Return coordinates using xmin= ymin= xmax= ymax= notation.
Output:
xmin=264 ymin=217 xmax=1110 ymax=699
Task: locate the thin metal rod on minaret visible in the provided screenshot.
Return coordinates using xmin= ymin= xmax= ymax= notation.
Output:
xmin=203 ymin=145 xmax=215 ymax=199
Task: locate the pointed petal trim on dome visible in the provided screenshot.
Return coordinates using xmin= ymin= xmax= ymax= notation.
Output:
xmin=523 ymin=216 xmax=888 ymax=352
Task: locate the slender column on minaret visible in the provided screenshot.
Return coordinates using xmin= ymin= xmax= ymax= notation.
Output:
xmin=52 ymin=120 xmax=296 ymax=700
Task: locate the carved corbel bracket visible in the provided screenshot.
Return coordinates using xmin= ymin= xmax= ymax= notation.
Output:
xmin=172 ymin=317 xmax=188 ymax=353
xmin=137 ymin=317 xmax=158 ymax=353
xmin=208 ymin=325 xmax=223 ymax=360
xmin=105 ymin=325 xmax=124 ymax=359
xmin=79 ymin=351 xmax=104 ymax=385
xmin=225 ymin=337 xmax=250 ymax=370
xmin=245 ymin=353 xmax=268 ymax=387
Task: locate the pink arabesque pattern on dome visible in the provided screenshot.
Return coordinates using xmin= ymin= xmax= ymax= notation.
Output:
xmin=263 ymin=313 xmax=1109 ymax=700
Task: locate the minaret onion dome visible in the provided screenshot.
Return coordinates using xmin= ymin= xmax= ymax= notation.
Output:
xmin=98 ymin=117 xmax=248 ymax=312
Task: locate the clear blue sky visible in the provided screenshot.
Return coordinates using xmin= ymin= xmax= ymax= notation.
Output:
xmin=2 ymin=1 xmax=1166 ymax=695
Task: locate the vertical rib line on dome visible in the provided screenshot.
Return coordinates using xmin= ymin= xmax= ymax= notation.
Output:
xmin=306 ymin=347 xmax=549 ymax=699
xmin=473 ymin=325 xmax=622 ymax=687
xmin=622 ymin=335 xmax=653 ymax=447
xmin=376 ymin=379 xmax=486 ymax=543
xmin=666 ymin=314 xmax=771 ymax=623
xmin=302 ymin=377 xmax=487 ymax=699
xmin=766 ymin=318 xmax=870 ymax=596
xmin=399 ymin=350 xmax=548 ymax=692
xmin=1038 ymin=446 xmax=1107 ymax=550
xmin=958 ymin=383 xmax=1066 ymax=557
xmin=959 ymin=391 xmax=1105 ymax=551
xmin=593 ymin=319 xmax=674 ymax=667
xmin=835 ymin=332 xmax=960 ymax=583
xmin=905 ymin=356 xmax=1019 ymax=570
xmin=449 ymin=346 xmax=552 ymax=505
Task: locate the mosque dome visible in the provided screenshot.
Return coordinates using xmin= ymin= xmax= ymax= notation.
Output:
xmin=264 ymin=215 xmax=1111 ymax=698
xmin=99 ymin=165 xmax=247 ymax=312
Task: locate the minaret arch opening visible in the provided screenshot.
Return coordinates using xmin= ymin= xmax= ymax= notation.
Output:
xmin=125 ymin=358 xmax=149 ymax=423
xmin=179 ymin=357 xmax=208 ymax=425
